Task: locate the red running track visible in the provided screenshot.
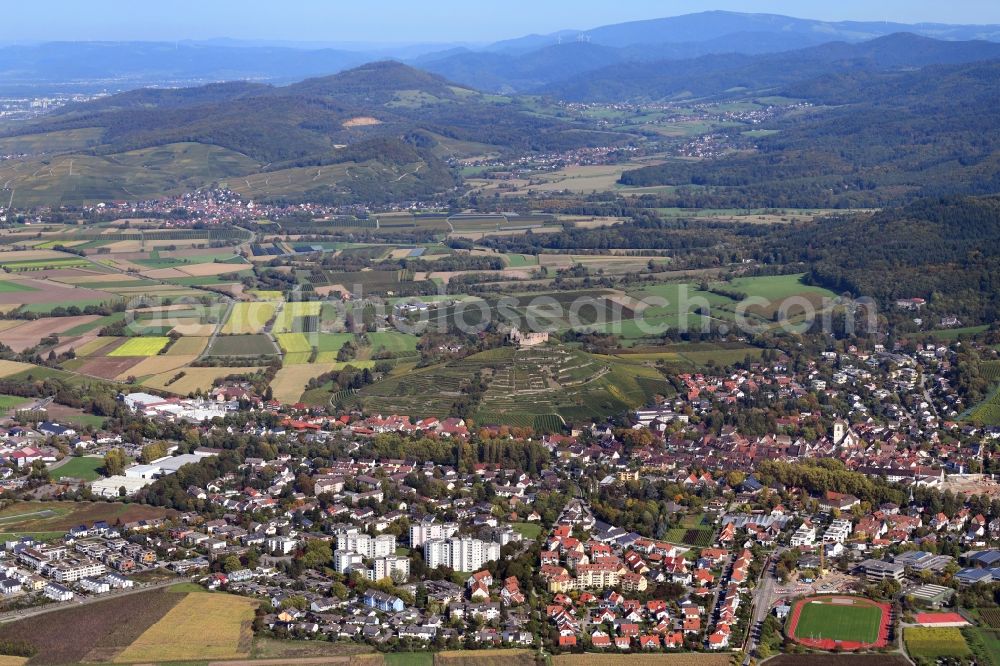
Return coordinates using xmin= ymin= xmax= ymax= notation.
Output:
xmin=786 ymin=596 xmax=891 ymax=651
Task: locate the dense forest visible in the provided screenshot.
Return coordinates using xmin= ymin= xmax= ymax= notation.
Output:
xmin=619 ymin=61 xmax=1000 ymax=207
xmin=766 ymin=196 xmax=1000 ymax=323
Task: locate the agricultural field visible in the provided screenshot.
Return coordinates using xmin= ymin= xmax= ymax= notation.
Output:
xmin=163 ymin=335 xmax=209 ymax=356
xmin=969 ymin=385 xmax=1000 ymax=425
xmin=766 ymin=658 xmax=910 ymax=666
xmin=144 ymin=366 xmax=263 ymax=394
xmin=276 ymin=332 xmax=313 ymax=354
xmin=0 ymin=360 xmax=37 ymax=378
xmin=0 ymin=586 xmax=187 ymax=665
xmin=222 ymin=301 xmax=277 ymax=334
xmin=552 ymin=655 xmax=731 ymax=666
xmin=0 ymin=501 xmax=173 ymax=542
xmin=979 ymin=608 xmax=1000 ymax=629
xmin=905 ymin=627 xmax=972 ymax=659
xmin=0 ymin=394 xmax=30 ymax=411
xmin=965 ymin=626 xmax=1000 ymax=666
xmin=359 ymin=343 xmax=669 ymax=430
xmin=270 ymin=363 xmax=338 ymax=404
xmin=273 ymin=300 xmax=323 ymax=333
xmin=366 ymin=331 xmax=420 ymax=354
xmin=206 ymin=334 xmax=278 ymax=357
xmin=113 ymin=591 xmax=257 ymax=662
xmin=106 ymin=336 xmax=170 ymax=356
xmin=433 ymin=650 xmax=541 ymax=666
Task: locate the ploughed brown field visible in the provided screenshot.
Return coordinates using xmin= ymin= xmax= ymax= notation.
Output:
xmin=0 ymin=588 xmax=182 ymax=665
xmin=1 ymin=316 xmax=101 ymax=352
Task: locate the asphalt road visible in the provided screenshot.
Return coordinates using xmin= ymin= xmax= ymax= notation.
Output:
xmin=745 ymin=551 xmax=779 ymax=663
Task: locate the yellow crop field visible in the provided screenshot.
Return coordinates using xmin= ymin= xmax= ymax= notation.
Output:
xmin=0 ymin=360 xmax=35 ymax=378
xmin=164 ymin=336 xmax=209 ymax=356
xmin=223 ymin=302 xmax=277 ymax=334
xmin=270 ymin=363 xmax=337 ymax=404
xmin=107 ymin=337 xmax=170 ymax=357
xmin=143 ymin=366 xmax=262 ymax=394
xmin=273 ymin=301 xmax=322 ymax=333
xmin=117 ymin=355 xmax=196 ymax=380
xmin=114 ymin=592 xmax=257 ymax=662
xmin=250 ymin=289 xmax=283 ymax=300
xmin=0 ymin=657 xmax=28 ymax=666
xmin=276 ymin=332 xmax=312 ymax=353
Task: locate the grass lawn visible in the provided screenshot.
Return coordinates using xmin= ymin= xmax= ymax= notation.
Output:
xmin=720 ymin=273 xmax=835 ymax=300
xmin=0 ymin=394 xmax=30 ymax=410
xmin=792 ymin=600 xmax=882 ymax=643
xmin=511 ymin=522 xmax=542 ymax=540
xmin=52 ymin=456 xmax=104 ymax=481
xmin=384 ymin=653 xmax=433 ymax=666
xmin=366 ymin=331 xmax=418 ymax=354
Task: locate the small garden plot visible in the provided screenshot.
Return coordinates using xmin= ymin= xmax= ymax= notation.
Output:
xmin=107 ymin=336 xmax=170 ymax=356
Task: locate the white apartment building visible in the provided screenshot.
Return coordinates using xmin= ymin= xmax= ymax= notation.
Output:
xmin=789 ymin=523 xmax=816 ymax=547
xmin=409 ymin=518 xmax=459 ymax=547
xmin=51 ymin=560 xmax=106 ymax=583
xmin=823 ymin=519 xmax=853 ymax=544
xmin=372 ymin=554 xmax=411 ymax=581
xmin=333 ymin=549 xmax=364 ymax=574
xmin=423 ymin=537 xmax=501 ymax=573
xmin=336 ymin=532 xmax=395 ymax=559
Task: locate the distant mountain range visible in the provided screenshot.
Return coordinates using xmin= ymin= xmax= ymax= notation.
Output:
xmin=4 ymin=11 xmax=1000 ymax=96
xmin=3 ymin=12 xmax=1000 ymax=208
xmin=538 ymin=33 xmax=1000 ymax=102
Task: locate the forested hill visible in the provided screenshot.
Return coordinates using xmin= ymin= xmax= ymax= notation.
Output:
xmin=539 ymin=33 xmax=1000 ymax=102
xmin=772 ymin=196 xmax=1000 ymax=323
xmin=618 ymin=60 xmax=1000 ymax=208
xmin=9 ymin=61 xmax=618 ymax=164
xmin=0 ymin=61 xmax=626 ymax=205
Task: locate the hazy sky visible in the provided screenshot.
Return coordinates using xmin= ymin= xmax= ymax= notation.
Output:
xmin=9 ymin=1 xmax=1000 ymax=44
